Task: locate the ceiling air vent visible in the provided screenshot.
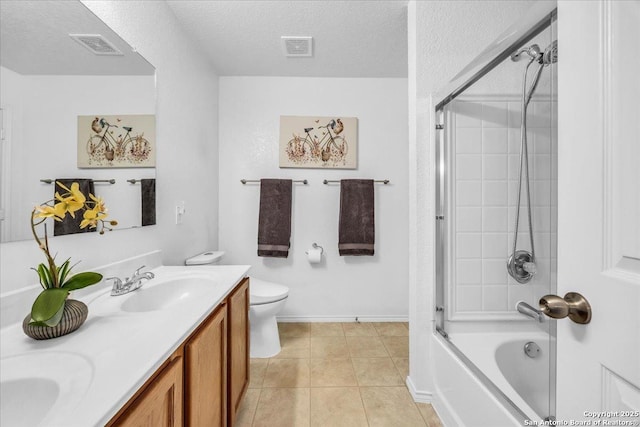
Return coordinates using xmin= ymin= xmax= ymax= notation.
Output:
xmin=281 ymin=36 xmax=313 ymax=57
xmin=69 ymin=34 xmax=123 ymax=56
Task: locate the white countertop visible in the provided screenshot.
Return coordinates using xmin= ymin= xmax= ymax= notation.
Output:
xmin=0 ymin=264 xmax=250 ymax=427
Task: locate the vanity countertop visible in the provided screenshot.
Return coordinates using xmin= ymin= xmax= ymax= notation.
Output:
xmin=0 ymin=264 xmax=250 ymax=427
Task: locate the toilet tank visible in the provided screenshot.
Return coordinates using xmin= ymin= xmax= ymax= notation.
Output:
xmin=185 ymin=251 xmax=225 ymax=265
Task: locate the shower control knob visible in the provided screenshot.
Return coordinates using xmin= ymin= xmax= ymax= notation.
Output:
xmin=523 ymin=262 xmax=537 ymax=274
xmin=507 ymin=250 xmax=535 ymax=284
xmin=539 ymin=292 xmax=592 ymax=324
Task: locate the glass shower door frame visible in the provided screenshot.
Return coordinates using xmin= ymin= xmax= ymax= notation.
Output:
xmin=432 ymin=4 xmax=558 ymax=423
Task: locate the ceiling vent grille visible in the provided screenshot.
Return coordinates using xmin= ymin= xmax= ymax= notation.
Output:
xmin=281 ymin=36 xmax=313 ymax=57
xmin=69 ymin=34 xmax=123 ymax=56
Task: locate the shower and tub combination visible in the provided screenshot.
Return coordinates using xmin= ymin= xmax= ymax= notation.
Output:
xmin=433 ymin=5 xmax=559 ymax=425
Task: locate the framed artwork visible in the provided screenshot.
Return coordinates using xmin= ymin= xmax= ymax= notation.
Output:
xmin=77 ymin=115 xmax=155 ymax=168
xmin=279 ymin=116 xmax=357 ymax=169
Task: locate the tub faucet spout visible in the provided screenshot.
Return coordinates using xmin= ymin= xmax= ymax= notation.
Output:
xmin=516 ymin=301 xmax=544 ymax=322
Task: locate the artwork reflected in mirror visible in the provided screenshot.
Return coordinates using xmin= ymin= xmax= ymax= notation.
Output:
xmin=0 ymin=0 xmax=157 ymax=243
xmin=78 ymin=115 xmax=156 ymax=168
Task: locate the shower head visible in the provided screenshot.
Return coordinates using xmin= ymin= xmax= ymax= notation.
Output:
xmin=541 ymin=40 xmax=558 ymax=65
xmin=510 ymin=44 xmax=541 ymax=62
xmin=510 ymin=40 xmax=557 ymax=65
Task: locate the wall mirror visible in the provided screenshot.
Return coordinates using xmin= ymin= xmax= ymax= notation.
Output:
xmin=0 ymin=0 xmax=157 ymax=243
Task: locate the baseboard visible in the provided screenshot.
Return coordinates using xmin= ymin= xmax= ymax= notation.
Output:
xmin=406 ymin=376 xmax=433 ymax=403
xmin=276 ymin=315 xmax=409 ymax=323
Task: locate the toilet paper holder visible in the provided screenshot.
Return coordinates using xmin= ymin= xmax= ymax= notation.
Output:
xmin=306 ymin=243 xmax=324 ymax=255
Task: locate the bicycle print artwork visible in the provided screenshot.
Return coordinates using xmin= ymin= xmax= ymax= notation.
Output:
xmin=279 ymin=116 xmax=357 ymax=169
xmin=77 ymin=114 xmax=156 ymax=168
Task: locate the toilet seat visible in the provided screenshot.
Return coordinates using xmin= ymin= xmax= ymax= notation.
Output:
xmin=249 ymin=277 xmax=289 ymax=305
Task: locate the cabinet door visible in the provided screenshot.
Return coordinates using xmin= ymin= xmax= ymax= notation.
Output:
xmin=185 ymin=304 xmax=227 ymax=427
xmin=227 ymin=278 xmax=250 ymax=426
xmin=112 ymin=354 xmax=183 ymax=427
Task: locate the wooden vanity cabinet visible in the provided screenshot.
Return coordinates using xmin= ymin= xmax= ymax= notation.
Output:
xmin=227 ymin=277 xmax=250 ymax=426
xmin=108 ymin=278 xmax=249 ymax=427
xmin=108 ymin=349 xmax=184 ymax=427
xmin=185 ymin=303 xmax=228 ymax=426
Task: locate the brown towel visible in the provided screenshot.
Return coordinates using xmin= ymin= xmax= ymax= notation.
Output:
xmin=141 ymin=179 xmax=156 ymax=226
xmin=53 ymin=179 xmax=96 ymax=236
xmin=339 ymin=179 xmax=374 ymax=256
xmin=258 ymin=179 xmax=293 ymax=258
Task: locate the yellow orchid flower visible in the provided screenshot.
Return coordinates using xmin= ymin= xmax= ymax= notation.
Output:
xmin=69 ymin=183 xmax=87 ymax=203
xmin=89 ymin=193 xmax=106 ymax=212
xmin=80 ymin=206 xmax=107 ymax=229
xmin=54 ymin=182 xmax=86 ymax=218
xmin=33 ymin=204 xmax=66 ymax=221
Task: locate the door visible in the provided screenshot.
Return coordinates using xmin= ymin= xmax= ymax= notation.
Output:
xmin=557 ymin=0 xmax=640 ymax=421
xmin=112 ymin=353 xmax=184 ymax=427
xmin=227 ymin=278 xmax=249 ymax=426
xmin=185 ymin=303 xmax=228 ymax=426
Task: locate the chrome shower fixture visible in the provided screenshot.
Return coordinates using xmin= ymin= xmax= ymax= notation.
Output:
xmin=511 ymin=41 xmax=557 ymax=65
xmin=510 ymin=44 xmax=541 ymax=62
xmin=541 ymin=40 xmax=558 ymax=65
xmin=508 ymin=250 xmax=537 ymax=284
xmin=507 ymin=39 xmax=557 ymax=284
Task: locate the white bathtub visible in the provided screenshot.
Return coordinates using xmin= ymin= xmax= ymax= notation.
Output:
xmin=433 ymin=331 xmax=553 ymax=426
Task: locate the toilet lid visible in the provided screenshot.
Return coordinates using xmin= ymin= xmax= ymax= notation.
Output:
xmin=185 ymin=251 xmax=225 ymax=265
xmin=249 ymin=277 xmax=289 ymax=305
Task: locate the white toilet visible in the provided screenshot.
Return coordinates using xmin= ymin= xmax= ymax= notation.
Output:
xmin=185 ymin=251 xmax=289 ymax=358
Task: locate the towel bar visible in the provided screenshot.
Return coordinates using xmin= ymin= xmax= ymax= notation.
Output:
xmin=323 ymin=179 xmax=389 ymax=185
xmin=241 ymin=179 xmax=308 ymax=185
xmin=127 ymin=179 xmax=141 ymax=184
xmin=40 ymin=179 xmax=115 ymax=184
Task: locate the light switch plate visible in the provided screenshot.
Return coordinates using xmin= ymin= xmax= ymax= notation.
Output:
xmin=175 ymin=201 xmax=185 ymax=224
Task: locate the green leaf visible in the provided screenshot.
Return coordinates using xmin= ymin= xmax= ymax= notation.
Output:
xmin=61 ymin=272 xmax=102 ymax=291
xmin=41 ymin=303 xmax=65 ymax=327
xmin=57 ymin=259 xmax=72 ymax=286
xmin=30 ymin=288 xmax=69 ymax=325
xmin=36 ymin=263 xmax=53 ymax=289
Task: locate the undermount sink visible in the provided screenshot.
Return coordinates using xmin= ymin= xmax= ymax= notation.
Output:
xmin=120 ymin=276 xmax=218 ymax=313
xmin=0 ymin=352 xmax=94 ymax=427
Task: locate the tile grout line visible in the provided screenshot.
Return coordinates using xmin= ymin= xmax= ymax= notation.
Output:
xmin=356 ymin=385 xmax=372 ymax=427
xmin=249 ymin=388 xmax=263 ymax=427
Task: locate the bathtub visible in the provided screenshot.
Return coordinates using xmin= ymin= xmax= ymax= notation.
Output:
xmin=432 ymin=331 xmax=554 ymax=426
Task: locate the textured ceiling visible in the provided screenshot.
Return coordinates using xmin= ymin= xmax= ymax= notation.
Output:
xmin=166 ymin=0 xmax=408 ymax=77
xmin=0 ymin=1 xmax=154 ymax=75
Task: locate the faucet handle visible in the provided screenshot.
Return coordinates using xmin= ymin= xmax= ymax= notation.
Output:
xmin=106 ymin=277 xmax=122 ymax=286
xmin=133 ymin=265 xmax=146 ymax=276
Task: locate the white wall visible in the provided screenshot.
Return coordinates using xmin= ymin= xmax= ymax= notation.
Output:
xmin=407 ymin=0 xmax=537 ymax=402
xmin=0 ymin=1 xmax=219 ymax=293
xmin=218 ymin=76 xmax=408 ymax=320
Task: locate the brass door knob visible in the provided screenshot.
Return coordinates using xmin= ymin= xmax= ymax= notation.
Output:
xmin=539 ymin=292 xmax=592 ymax=324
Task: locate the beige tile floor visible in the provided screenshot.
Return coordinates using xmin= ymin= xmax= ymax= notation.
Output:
xmin=235 ymin=322 xmax=443 ymax=427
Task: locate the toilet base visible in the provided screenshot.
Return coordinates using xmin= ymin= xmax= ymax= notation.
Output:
xmin=250 ymin=312 xmax=281 ymax=358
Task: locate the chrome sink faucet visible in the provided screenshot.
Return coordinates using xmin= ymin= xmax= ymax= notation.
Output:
xmin=107 ymin=265 xmax=155 ymax=296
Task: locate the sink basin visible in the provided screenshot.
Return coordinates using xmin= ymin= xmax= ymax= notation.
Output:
xmin=120 ymin=276 xmax=217 ymax=313
xmin=1 ymin=352 xmax=94 ymax=427
xmin=1 ymin=378 xmax=59 ymax=426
